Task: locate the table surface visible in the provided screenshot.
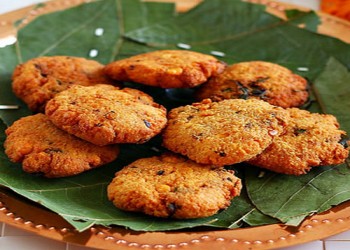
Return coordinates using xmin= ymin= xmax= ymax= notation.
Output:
xmin=1 ymin=0 xmax=350 ymax=250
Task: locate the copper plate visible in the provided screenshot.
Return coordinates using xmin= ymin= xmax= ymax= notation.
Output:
xmin=1 ymin=0 xmax=350 ymax=249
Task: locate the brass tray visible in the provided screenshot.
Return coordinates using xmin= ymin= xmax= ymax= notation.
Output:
xmin=0 ymin=0 xmax=350 ymax=249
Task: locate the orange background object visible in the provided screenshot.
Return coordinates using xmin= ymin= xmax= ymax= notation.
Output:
xmin=321 ymin=0 xmax=350 ymax=20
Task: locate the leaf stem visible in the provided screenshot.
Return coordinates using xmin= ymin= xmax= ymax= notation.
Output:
xmin=228 ymin=208 xmax=255 ymax=228
xmin=15 ymin=40 xmax=23 ymax=64
xmin=109 ymin=0 xmax=125 ymax=62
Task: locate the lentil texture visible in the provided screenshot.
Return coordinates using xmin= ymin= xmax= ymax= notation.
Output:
xmin=12 ymin=56 xmax=117 ymax=112
xmin=4 ymin=114 xmax=119 ymax=178
xmin=107 ymin=153 xmax=242 ymax=219
xmin=248 ymin=108 xmax=349 ymax=175
xmin=45 ymin=84 xmax=167 ymax=146
xmin=196 ymin=61 xmax=309 ymax=108
xmin=104 ymin=50 xmax=226 ymax=88
xmin=162 ymin=98 xmax=288 ymax=166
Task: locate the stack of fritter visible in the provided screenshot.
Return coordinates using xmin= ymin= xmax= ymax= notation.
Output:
xmin=4 ymin=50 xmax=348 ymax=219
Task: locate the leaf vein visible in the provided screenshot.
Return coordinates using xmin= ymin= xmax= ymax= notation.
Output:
xmin=273 ymin=168 xmax=333 ymax=217
xmin=15 ymin=182 xmax=108 ymax=192
xmin=38 ymin=4 xmax=108 ymax=56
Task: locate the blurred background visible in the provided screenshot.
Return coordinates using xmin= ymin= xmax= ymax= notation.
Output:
xmin=1 ymin=0 xmax=349 ymax=20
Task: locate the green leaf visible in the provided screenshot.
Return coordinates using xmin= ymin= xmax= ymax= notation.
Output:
xmin=222 ymin=186 xmax=280 ymax=227
xmin=16 ymin=0 xmax=175 ymax=63
xmin=0 ymin=44 xmax=31 ymax=125
xmin=285 ymin=9 xmax=321 ymax=32
xmin=244 ymin=208 xmax=280 ymax=226
xmin=126 ymin=0 xmax=281 ymax=48
xmin=0 ymin=116 xmax=275 ymax=232
xmin=0 ymin=115 xmax=262 ymax=232
xmin=313 ymin=57 xmax=350 ymax=132
xmin=245 ymin=164 xmax=350 ymax=226
xmin=0 ymin=0 xmax=176 ymax=127
xmin=125 ymin=0 xmax=350 ymax=80
xmin=0 ymin=138 xmax=258 ymax=232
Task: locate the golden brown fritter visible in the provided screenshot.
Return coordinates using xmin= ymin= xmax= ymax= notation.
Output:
xmin=107 ymin=153 xmax=242 ymax=219
xmin=162 ymin=98 xmax=288 ymax=166
xmin=4 ymin=114 xmax=119 ymax=178
xmin=12 ymin=56 xmax=117 ymax=112
xmin=196 ymin=61 xmax=309 ymax=108
xmin=104 ymin=50 xmax=226 ymax=88
xmin=248 ymin=108 xmax=349 ymax=175
xmin=45 ymin=84 xmax=167 ymax=146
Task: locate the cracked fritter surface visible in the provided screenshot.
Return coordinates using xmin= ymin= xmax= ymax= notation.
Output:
xmin=107 ymin=153 xmax=242 ymax=219
xmin=45 ymin=84 xmax=167 ymax=146
xmin=4 ymin=114 xmax=119 ymax=178
xmin=162 ymin=99 xmax=288 ymax=166
xmin=196 ymin=61 xmax=309 ymax=108
xmin=12 ymin=56 xmax=117 ymax=112
xmin=104 ymin=50 xmax=226 ymax=88
xmin=248 ymin=108 xmax=349 ymax=175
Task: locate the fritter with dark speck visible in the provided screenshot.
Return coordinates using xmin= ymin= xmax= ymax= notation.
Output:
xmin=196 ymin=61 xmax=308 ymax=108
xmin=104 ymin=50 xmax=226 ymax=88
xmin=107 ymin=153 xmax=242 ymax=219
xmin=45 ymin=84 xmax=167 ymax=146
xmin=4 ymin=114 xmax=119 ymax=178
xmin=162 ymin=98 xmax=288 ymax=166
xmin=12 ymin=56 xmax=117 ymax=112
xmin=248 ymin=108 xmax=349 ymax=175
